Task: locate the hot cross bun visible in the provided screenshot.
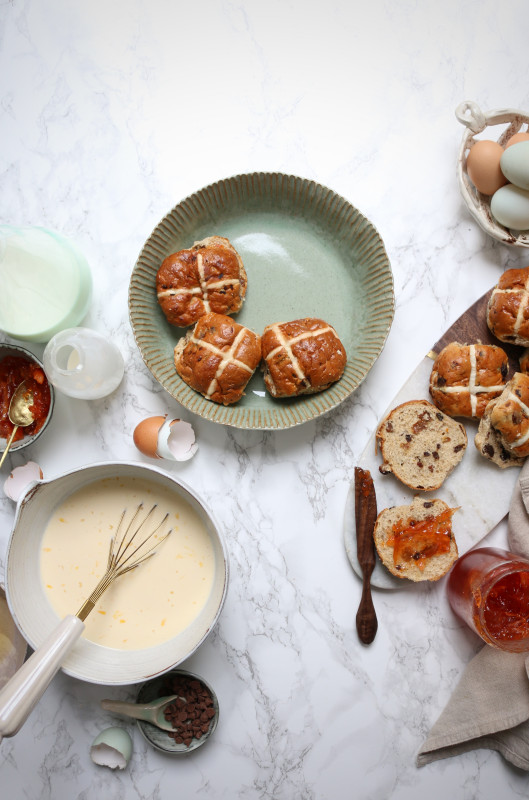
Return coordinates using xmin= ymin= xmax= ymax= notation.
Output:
xmin=487 ymin=267 xmax=529 ymax=346
xmin=157 ymin=236 xmax=247 ymax=328
xmin=174 ymin=312 xmax=261 ymax=405
xmin=429 ymin=342 xmax=508 ymax=419
xmin=487 ymin=372 xmax=529 ymax=458
xmin=261 ymin=318 xmax=346 ymax=398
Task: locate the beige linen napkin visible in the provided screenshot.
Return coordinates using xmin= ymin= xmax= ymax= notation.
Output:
xmin=417 ymin=458 xmax=529 ymax=769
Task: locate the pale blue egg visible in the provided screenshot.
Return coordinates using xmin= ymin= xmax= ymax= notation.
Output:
xmin=490 ymin=184 xmax=529 ymax=230
xmin=500 ymin=141 xmax=529 ymax=190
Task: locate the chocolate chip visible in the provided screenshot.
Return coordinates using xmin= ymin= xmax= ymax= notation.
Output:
xmin=423 ymin=501 xmax=433 ymax=508
xmin=436 ymin=412 xmax=444 ymax=421
xmin=405 ymin=434 xmax=412 ymax=442
xmin=157 ymin=673 xmax=216 ymax=746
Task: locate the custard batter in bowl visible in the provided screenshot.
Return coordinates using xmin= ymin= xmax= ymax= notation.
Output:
xmin=5 ymin=462 xmax=229 ymax=685
xmin=41 ymin=476 xmax=216 ymax=651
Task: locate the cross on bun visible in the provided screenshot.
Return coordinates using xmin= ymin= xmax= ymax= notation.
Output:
xmin=261 ymin=318 xmax=346 ymax=398
xmin=157 ymin=236 xmax=247 ymax=328
xmin=487 ymin=267 xmax=529 ymax=346
xmin=429 ymin=342 xmax=508 ymax=419
xmin=174 ymin=312 xmax=261 ymax=405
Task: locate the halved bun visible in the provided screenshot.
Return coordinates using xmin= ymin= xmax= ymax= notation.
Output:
xmin=373 ymin=497 xmax=459 ymax=582
xmin=376 ymin=400 xmax=467 ymax=491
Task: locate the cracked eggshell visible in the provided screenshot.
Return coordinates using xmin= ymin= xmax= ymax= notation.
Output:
xmin=3 ymin=462 xmax=43 ymax=502
xmin=90 ymin=726 xmax=133 ymax=770
xmin=133 ymin=416 xmax=197 ymax=462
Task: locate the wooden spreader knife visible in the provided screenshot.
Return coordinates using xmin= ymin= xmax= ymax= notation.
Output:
xmin=354 ymin=466 xmax=378 ymax=644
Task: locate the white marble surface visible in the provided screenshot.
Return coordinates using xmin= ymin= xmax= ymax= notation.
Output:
xmin=1 ymin=1 xmax=529 ymax=797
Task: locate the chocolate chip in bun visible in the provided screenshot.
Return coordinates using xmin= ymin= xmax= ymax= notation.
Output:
xmin=157 ymin=236 xmax=247 ymax=328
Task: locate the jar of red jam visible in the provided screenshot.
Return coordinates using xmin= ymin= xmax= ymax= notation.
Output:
xmin=447 ymin=547 xmax=529 ymax=652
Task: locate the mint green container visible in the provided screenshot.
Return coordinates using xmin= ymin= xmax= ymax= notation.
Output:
xmin=0 ymin=226 xmax=93 ymax=343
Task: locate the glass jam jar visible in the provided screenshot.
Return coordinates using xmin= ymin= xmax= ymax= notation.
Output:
xmin=447 ymin=547 xmax=529 ymax=652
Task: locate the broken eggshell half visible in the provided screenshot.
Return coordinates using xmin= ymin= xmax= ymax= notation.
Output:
xmin=3 ymin=461 xmax=43 ymax=502
xmin=90 ymin=726 xmax=133 ymax=770
xmin=133 ymin=416 xmax=197 ymax=462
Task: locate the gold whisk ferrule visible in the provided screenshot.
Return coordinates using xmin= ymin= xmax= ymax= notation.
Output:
xmin=75 ymin=503 xmax=173 ymax=623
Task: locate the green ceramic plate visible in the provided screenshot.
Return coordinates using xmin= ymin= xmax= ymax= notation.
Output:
xmin=129 ymin=173 xmax=394 ymax=430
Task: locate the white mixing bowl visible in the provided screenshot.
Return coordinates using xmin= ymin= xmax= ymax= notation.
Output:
xmin=5 ymin=461 xmax=229 ymax=685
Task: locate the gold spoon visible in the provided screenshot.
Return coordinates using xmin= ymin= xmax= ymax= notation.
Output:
xmin=0 ymin=381 xmax=35 ymax=469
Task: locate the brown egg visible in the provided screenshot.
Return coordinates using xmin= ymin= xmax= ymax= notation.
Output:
xmin=133 ymin=416 xmax=166 ymax=458
xmin=466 ymin=139 xmax=508 ymax=196
xmin=133 ymin=416 xmax=198 ymax=461
xmin=505 ymin=132 xmax=529 ymax=149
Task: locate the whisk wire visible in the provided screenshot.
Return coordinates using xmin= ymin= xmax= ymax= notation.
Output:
xmin=112 ymin=503 xmax=152 ymax=566
xmin=76 ymin=503 xmax=173 ymax=622
xmin=112 ymin=508 xmax=171 ymax=574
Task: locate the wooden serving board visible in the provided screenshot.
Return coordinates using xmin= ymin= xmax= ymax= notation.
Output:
xmin=344 ymin=289 xmax=523 ymax=589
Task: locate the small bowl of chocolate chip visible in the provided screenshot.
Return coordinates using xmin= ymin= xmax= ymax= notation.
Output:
xmin=135 ymin=668 xmax=219 ymax=755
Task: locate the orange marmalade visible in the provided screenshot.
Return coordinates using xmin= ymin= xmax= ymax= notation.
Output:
xmin=448 ymin=547 xmax=529 ymax=651
xmin=386 ymin=507 xmax=456 ymax=571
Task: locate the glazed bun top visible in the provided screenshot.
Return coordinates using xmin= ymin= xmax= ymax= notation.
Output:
xmin=156 ymin=236 xmax=247 ymax=328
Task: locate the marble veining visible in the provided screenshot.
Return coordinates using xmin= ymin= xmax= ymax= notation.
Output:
xmin=2 ymin=1 xmax=529 ymax=798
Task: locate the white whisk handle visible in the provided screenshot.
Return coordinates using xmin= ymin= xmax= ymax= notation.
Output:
xmin=0 ymin=615 xmax=84 ymax=740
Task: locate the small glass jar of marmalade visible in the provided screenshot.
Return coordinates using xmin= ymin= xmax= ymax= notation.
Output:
xmin=447 ymin=547 xmax=529 ymax=652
